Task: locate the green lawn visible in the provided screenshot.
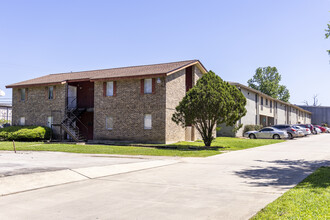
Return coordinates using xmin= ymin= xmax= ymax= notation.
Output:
xmin=252 ymin=166 xmax=330 ymax=219
xmin=0 ymin=137 xmax=284 ymax=157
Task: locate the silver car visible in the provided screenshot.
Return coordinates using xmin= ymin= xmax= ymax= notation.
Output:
xmin=292 ymin=126 xmax=307 ymax=137
xmin=244 ymin=127 xmax=288 ymax=139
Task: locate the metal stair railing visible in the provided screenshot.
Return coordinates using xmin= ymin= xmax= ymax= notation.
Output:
xmin=60 ymin=97 xmax=89 ymax=142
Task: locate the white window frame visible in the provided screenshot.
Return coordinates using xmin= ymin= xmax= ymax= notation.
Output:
xmin=106 ymin=116 xmax=113 ymax=130
xmin=48 ymin=86 xmax=54 ymax=100
xmin=19 ymin=117 xmax=25 ymax=126
xmin=21 ymin=88 xmax=26 ymax=101
xmin=144 ymin=114 xmax=152 ymax=129
xmin=144 ymin=79 xmax=152 ymax=94
xmin=106 ymin=81 xmax=114 ymax=97
xmin=47 ymin=116 xmax=53 ymax=128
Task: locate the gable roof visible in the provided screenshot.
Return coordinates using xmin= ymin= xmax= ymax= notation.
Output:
xmin=6 ymin=60 xmax=207 ymax=88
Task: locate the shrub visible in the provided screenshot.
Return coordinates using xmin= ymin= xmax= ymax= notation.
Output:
xmin=243 ymin=124 xmax=263 ymax=134
xmin=0 ymin=126 xmax=51 ymax=141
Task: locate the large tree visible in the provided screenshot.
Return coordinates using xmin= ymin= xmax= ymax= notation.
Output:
xmin=247 ymin=66 xmax=290 ymax=102
xmin=172 ymin=71 xmax=247 ymax=147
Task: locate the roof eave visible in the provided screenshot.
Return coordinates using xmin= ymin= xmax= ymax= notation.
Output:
xmin=6 ymin=81 xmax=66 ymax=89
xmin=90 ymin=73 xmax=167 ymax=82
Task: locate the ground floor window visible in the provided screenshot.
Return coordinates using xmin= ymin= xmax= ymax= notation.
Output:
xmin=47 ymin=116 xmax=53 ymax=128
xmin=144 ymin=114 xmax=152 ymax=129
xmin=19 ymin=117 xmax=25 ymax=126
xmin=106 ymin=116 xmax=113 ymax=130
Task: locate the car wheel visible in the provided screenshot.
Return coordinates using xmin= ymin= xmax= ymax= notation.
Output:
xmin=249 ymin=134 xmax=256 ymax=139
xmin=273 ymin=134 xmax=280 ymax=139
xmin=288 ymin=133 xmax=293 ymax=139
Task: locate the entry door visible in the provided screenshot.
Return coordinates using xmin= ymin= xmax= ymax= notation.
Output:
xmin=68 ymin=85 xmax=77 ymax=109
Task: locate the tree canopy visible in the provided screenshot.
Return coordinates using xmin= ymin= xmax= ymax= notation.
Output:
xmin=172 ymin=71 xmax=246 ymax=147
xmin=247 ymin=66 xmax=290 ymax=102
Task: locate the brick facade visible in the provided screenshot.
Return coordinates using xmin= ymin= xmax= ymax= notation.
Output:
xmin=93 ymin=78 xmax=166 ymax=143
xmin=8 ymin=61 xmax=210 ymax=143
xmin=12 ymin=85 xmax=66 ymax=137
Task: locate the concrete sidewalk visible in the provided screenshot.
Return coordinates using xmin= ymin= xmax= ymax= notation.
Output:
xmin=0 ymin=134 xmax=329 ymax=220
xmin=0 ymin=159 xmax=178 ymax=196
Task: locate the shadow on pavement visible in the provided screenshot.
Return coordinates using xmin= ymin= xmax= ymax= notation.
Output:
xmin=234 ymin=159 xmax=330 ymax=188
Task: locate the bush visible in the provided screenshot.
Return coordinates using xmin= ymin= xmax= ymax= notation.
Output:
xmin=243 ymin=124 xmax=263 ymax=134
xmin=0 ymin=126 xmax=51 ymax=141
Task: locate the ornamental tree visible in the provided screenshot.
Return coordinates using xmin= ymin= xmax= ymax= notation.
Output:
xmin=172 ymin=71 xmax=247 ymax=147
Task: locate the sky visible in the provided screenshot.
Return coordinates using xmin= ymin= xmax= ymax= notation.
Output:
xmin=1 ymin=0 xmax=330 ymax=105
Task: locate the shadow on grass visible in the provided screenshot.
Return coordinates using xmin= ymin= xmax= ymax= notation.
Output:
xmin=155 ymin=145 xmax=222 ymax=151
xmin=234 ymin=159 xmax=330 ymax=188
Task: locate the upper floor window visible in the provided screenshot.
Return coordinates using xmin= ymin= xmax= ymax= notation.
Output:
xmin=144 ymin=79 xmax=152 ymax=94
xmin=20 ymin=88 xmax=26 ymax=101
xmin=266 ymin=99 xmax=268 ymax=105
xmin=48 ymin=86 xmax=54 ymax=99
xmin=144 ymin=114 xmax=152 ymax=129
xmin=19 ymin=117 xmax=25 ymax=126
xmin=103 ymin=81 xmax=116 ymax=97
xmin=261 ymin=97 xmax=263 ymax=105
xmin=106 ymin=82 xmax=114 ymax=96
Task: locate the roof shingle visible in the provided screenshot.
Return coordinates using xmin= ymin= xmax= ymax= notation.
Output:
xmin=6 ymin=60 xmax=205 ymax=88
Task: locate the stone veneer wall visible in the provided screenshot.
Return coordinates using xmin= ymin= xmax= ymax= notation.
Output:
xmin=93 ymin=78 xmax=166 ymax=143
xmin=12 ymin=85 xmax=66 ymax=138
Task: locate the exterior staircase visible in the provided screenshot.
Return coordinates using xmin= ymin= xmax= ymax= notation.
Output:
xmin=60 ymin=108 xmax=87 ymax=142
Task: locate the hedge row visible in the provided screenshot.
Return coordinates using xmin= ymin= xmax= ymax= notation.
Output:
xmin=243 ymin=124 xmax=263 ymax=134
xmin=0 ymin=126 xmax=51 ymax=141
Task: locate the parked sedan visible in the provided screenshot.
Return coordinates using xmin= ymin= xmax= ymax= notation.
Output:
xmin=244 ymin=127 xmax=288 ymax=139
xmin=295 ymin=124 xmax=312 ymax=136
xmin=314 ymin=125 xmax=327 ymax=133
xmin=272 ymin=125 xmax=299 ymax=139
xmin=292 ymin=125 xmax=309 ymax=137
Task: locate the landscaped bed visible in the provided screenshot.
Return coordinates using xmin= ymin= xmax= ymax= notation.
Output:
xmin=0 ymin=137 xmax=284 ymax=157
xmin=252 ymin=166 xmax=330 ymax=219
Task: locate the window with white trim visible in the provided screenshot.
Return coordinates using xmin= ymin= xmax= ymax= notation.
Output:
xmin=144 ymin=114 xmax=152 ymax=129
xmin=19 ymin=117 xmax=25 ymax=126
xmin=48 ymin=86 xmax=54 ymax=99
xmin=106 ymin=82 xmax=114 ymax=96
xmin=144 ymin=79 xmax=152 ymax=94
xmin=47 ymin=116 xmax=53 ymax=128
xmin=20 ymin=88 xmax=26 ymax=101
xmin=106 ymin=116 xmax=113 ymax=130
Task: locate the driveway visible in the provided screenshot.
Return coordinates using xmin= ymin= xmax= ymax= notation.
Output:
xmin=0 ymin=151 xmax=152 ymax=177
xmin=0 ymin=135 xmax=329 ymax=220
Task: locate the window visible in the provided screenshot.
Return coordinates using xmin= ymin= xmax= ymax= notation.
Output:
xmin=261 ymin=97 xmax=263 ymax=105
xmin=19 ymin=117 xmax=25 ymax=126
xmin=106 ymin=116 xmax=113 ymax=130
xmin=260 ymin=128 xmax=273 ymax=132
xmin=144 ymin=114 xmax=152 ymax=129
xmin=106 ymin=82 xmax=114 ymax=96
xmin=144 ymin=79 xmax=152 ymax=94
xmin=47 ymin=116 xmax=53 ymax=128
xmin=266 ymin=99 xmax=268 ymax=105
xmin=20 ymin=88 xmax=26 ymax=101
xmin=48 ymin=86 xmax=54 ymax=99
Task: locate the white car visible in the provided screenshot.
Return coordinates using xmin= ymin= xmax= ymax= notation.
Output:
xmin=315 ymin=127 xmax=322 ymax=134
xmin=293 ymin=125 xmax=311 ymax=136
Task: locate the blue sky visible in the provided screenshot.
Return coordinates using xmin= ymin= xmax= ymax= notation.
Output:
xmin=1 ymin=0 xmax=330 ymax=105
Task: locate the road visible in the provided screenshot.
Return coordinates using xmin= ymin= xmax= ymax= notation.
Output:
xmin=0 ymin=135 xmax=329 ymax=220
